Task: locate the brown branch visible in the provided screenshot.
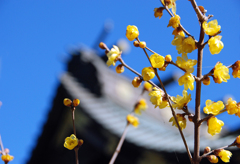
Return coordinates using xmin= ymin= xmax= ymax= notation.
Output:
xmin=199 ymin=109 xmax=227 ymax=125
xmin=189 ymin=0 xmax=208 ymax=22
xmin=199 ymin=142 xmax=235 ymax=160
xmin=109 ymin=123 xmax=130 ymax=164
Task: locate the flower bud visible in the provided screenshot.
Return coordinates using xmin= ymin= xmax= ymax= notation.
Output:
xmin=63 ymin=98 xmax=72 ymax=107
xmin=133 ymin=41 xmax=139 ymax=47
xmin=72 ymin=99 xmax=80 ymax=107
xmin=78 ymin=139 xmax=84 ymax=146
xmin=143 ymin=82 xmax=152 ymax=92
xmin=198 ymin=6 xmax=205 ymax=14
xmin=116 ymin=64 xmax=124 ymax=74
xmin=154 ymin=7 xmax=164 ymax=19
xmin=139 ymin=41 xmax=146 ymax=48
xmin=99 ymin=42 xmax=108 ymax=50
xmin=202 ymin=76 xmax=210 ymax=85
xmin=4 ymin=148 xmax=10 ymax=154
xmin=207 ymin=155 xmax=218 ymax=163
xmin=165 ymin=55 xmax=172 ymax=62
xmin=188 ymin=114 xmax=194 ymax=122
xmin=158 ymin=67 xmax=166 ymax=71
xmin=132 ymin=77 xmax=142 ymax=88
xmin=204 ymin=146 xmax=211 ymax=154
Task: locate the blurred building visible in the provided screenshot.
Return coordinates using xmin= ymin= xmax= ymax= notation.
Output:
xmin=27 ymin=46 xmax=240 ymax=164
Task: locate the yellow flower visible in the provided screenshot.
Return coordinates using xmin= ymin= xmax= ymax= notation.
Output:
xmin=149 ymin=87 xmax=163 ymax=108
xmin=232 ymin=60 xmax=240 ymax=78
xmin=106 ymin=45 xmax=121 ymax=66
xmin=235 ymin=103 xmax=240 ymax=118
xmin=218 ymin=149 xmax=232 ymax=163
xmin=203 ymin=20 xmax=221 ymax=36
xmin=126 ymin=25 xmax=139 ymax=41
xmin=72 ymin=99 xmax=80 ymax=107
xmin=63 ymin=98 xmax=72 ymax=107
xmin=167 ymin=14 xmax=180 ymax=29
xmin=207 ymin=117 xmax=224 ymax=136
xmin=158 ymin=99 xmax=169 ymax=109
xmin=64 ymin=134 xmax=78 ymax=150
xmin=142 ymin=67 xmax=155 ymax=81
xmin=226 ymin=98 xmax=238 ymax=115
xmin=154 ymin=7 xmax=164 ymax=19
xmin=178 ymin=73 xmax=195 ymax=90
xmin=143 ymin=82 xmax=152 ymax=92
xmin=176 ymin=54 xmax=197 ymax=73
xmin=134 ymin=99 xmax=148 ymax=115
xmin=169 ymin=114 xmax=186 ymax=130
xmin=132 ymin=77 xmax=142 ymax=88
xmin=161 ymin=0 xmax=177 ymax=14
xmin=165 ymin=54 xmax=172 ymax=62
xmin=172 ymin=27 xmax=185 ymax=38
xmin=208 ymin=35 xmax=224 ymax=54
xmin=171 ymin=35 xmax=184 ymax=51
xmin=213 ymin=62 xmax=230 ymax=84
xmin=1 ymin=154 xmax=14 ymax=163
xmin=150 ymin=53 xmax=165 ymax=68
xmin=203 ymin=99 xmax=224 ymax=115
xmin=172 ymin=90 xmax=191 ymax=109
xmin=182 ymin=37 xmax=195 ymax=53
xmin=126 ymin=114 xmax=139 ymax=127
xmin=207 ymin=155 xmax=218 ymax=163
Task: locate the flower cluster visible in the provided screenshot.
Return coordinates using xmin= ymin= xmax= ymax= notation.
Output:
xmin=63 ymin=98 xmax=80 ymax=107
xmin=203 ymin=99 xmax=224 ymax=115
xmin=172 ymin=35 xmax=195 ymax=54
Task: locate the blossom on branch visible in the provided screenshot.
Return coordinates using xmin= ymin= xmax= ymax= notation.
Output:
xmin=218 ymin=149 xmax=232 ymax=163
xmin=149 ymin=87 xmax=163 ymax=108
xmin=203 ymin=20 xmax=221 ymax=36
xmin=203 ymin=99 xmax=224 ymax=115
xmin=213 ymin=62 xmax=230 ymax=84
xmin=226 ymin=98 xmax=238 ymax=115
xmin=64 ymin=134 xmax=79 ymax=150
xmin=207 ymin=117 xmax=224 ymax=136
xmin=167 ymin=14 xmax=180 ymax=29
xmin=142 ymin=67 xmax=155 ymax=81
xmin=126 ymin=25 xmax=139 ymax=41
xmin=126 ymin=114 xmax=139 ymax=127
xmin=150 ymin=53 xmax=165 ymax=68
xmin=154 ymin=7 xmax=164 ymax=19
xmin=176 ymin=54 xmax=197 ymax=73
xmin=106 ymin=45 xmax=121 ymax=66
xmin=1 ymin=154 xmax=14 ymax=163
xmin=178 ymin=72 xmax=195 ymax=91
xmin=172 ymin=90 xmax=191 ymax=110
xmin=169 ymin=114 xmax=186 ymax=130
xmin=134 ymin=99 xmax=148 ymax=115
xmin=208 ymin=35 xmax=224 ymax=55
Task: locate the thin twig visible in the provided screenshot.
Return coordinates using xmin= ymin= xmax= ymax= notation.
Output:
xmin=0 ymin=135 xmax=5 ymax=155
xmin=199 ymin=142 xmax=235 ymax=160
xmin=189 ymin=0 xmax=208 ymax=22
xmin=198 ymin=109 xmax=227 ymax=125
xmin=109 ymin=123 xmax=130 ymax=164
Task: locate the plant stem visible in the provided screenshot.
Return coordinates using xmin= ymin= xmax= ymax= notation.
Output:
xmin=71 ymin=108 xmax=79 ymax=164
xmin=74 ymin=149 xmax=79 ymax=164
xmin=109 ymin=123 xmax=130 ymax=164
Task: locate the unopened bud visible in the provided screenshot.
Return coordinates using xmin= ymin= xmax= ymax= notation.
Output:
xmin=63 ymin=98 xmax=72 ymax=107
xmin=158 ymin=67 xmax=166 ymax=71
xmin=99 ymin=42 xmax=107 ymax=50
xmin=139 ymin=41 xmax=146 ymax=48
xmin=133 ymin=41 xmax=139 ymax=47
xmin=188 ymin=114 xmax=194 ymax=122
xmin=202 ymin=76 xmax=210 ymax=85
xmin=198 ymin=6 xmax=205 ymax=14
xmin=4 ymin=148 xmax=9 ymax=154
xmin=116 ymin=64 xmax=124 ymax=74
xmin=207 ymin=155 xmax=218 ymax=163
xmin=165 ymin=55 xmax=172 ymax=62
xmin=204 ymin=146 xmax=211 ymax=154
xmin=132 ymin=77 xmax=142 ymax=88
xmin=143 ymin=82 xmax=152 ymax=92
xmin=78 ymin=139 xmax=84 ymax=146
xmin=72 ymin=99 xmax=80 ymax=107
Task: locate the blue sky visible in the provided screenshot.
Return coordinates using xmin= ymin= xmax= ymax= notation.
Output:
xmin=0 ymin=0 xmax=240 ymax=163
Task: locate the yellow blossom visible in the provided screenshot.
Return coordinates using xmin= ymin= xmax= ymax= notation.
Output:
xmin=134 ymin=99 xmax=148 ymax=115
xmin=208 ymin=35 xmax=224 ymax=54
xmin=172 ymin=90 xmax=191 ymax=109
xmin=169 ymin=114 xmax=186 ymax=130
xmin=139 ymin=41 xmax=146 ymax=48
xmin=178 ymin=73 xmax=195 ymax=91
xmin=235 ymin=103 xmax=240 ymax=118
xmin=154 ymin=7 xmax=164 ymax=19
xmin=1 ymin=154 xmax=14 ymax=163
xmin=213 ymin=62 xmax=230 ymax=84
xmin=150 ymin=53 xmax=165 ymax=68
xmin=207 ymin=155 xmax=218 ymax=163
xmin=171 ymin=35 xmax=185 ymax=54
xmin=226 ymin=98 xmax=238 ymax=115
xmin=203 ymin=99 xmax=224 ymax=115
xmin=143 ymin=82 xmax=152 ymax=92
xmin=161 ymin=0 xmax=177 ymax=14
xmin=176 ymin=54 xmax=197 ymax=73
xmin=149 ymin=87 xmax=163 ymax=108
xmin=64 ymin=134 xmax=78 ymax=150
xmin=126 ymin=114 xmax=139 ymax=127
xmin=203 ymin=20 xmax=221 ymax=36
xmin=167 ymin=14 xmax=180 ymax=29
xmin=126 ymin=25 xmax=139 ymax=41
xmin=232 ymin=60 xmax=240 ymax=78
xmin=159 ymin=99 xmax=169 ymax=109
xmin=165 ymin=54 xmax=172 ymax=62
xmin=72 ymin=99 xmax=80 ymax=107
xmin=172 ymin=27 xmax=185 ymax=38
xmin=207 ymin=117 xmax=224 ymax=136
xmin=106 ymin=45 xmax=121 ymax=66
xmin=63 ymin=98 xmax=72 ymax=107
xmin=218 ymin=149 xmax=232 ymax=163
xmin=182 ymin=36 xmax=195 ymax=53
xmin=142 ymin=67 xmax=155 ymax=81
